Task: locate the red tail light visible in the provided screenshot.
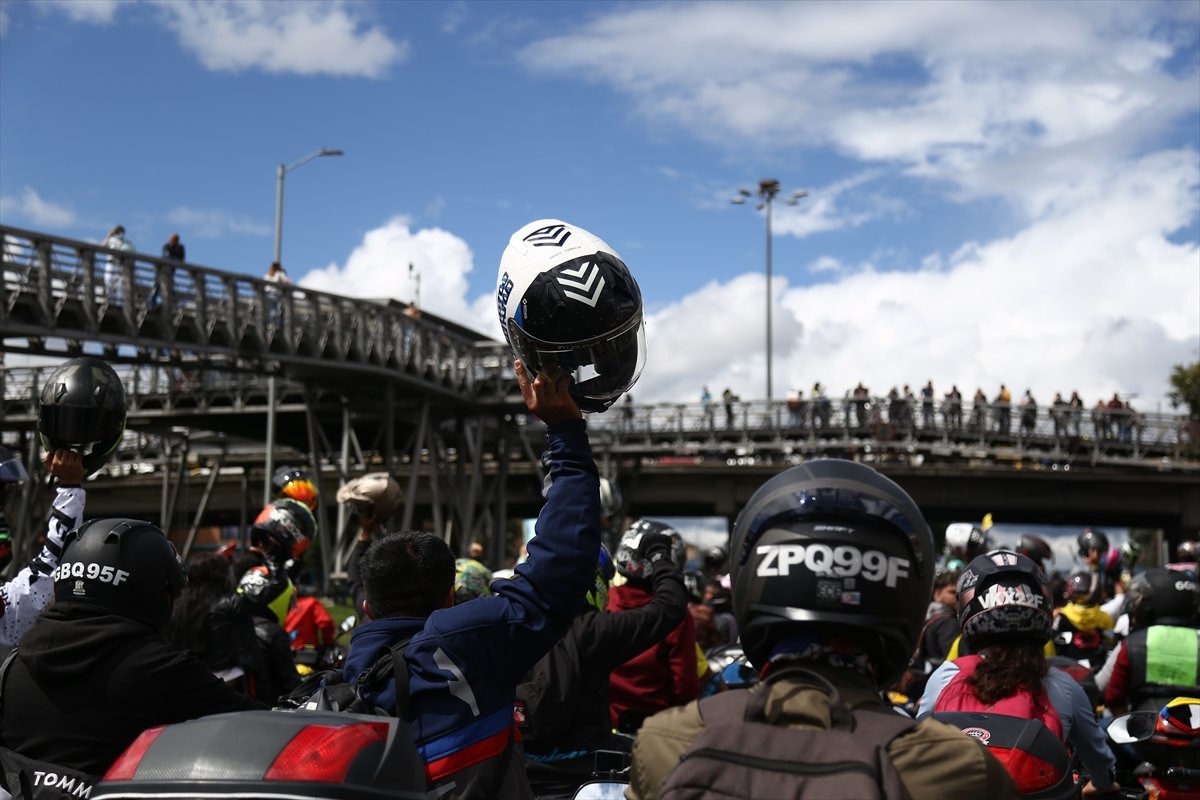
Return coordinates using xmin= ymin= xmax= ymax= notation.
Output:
xmin=104 ymin=726 xmax=167 ymax=781
xmin=265 ymin=722 xmax=390 ymax=783
xmin=988 ymin=746 xmax=1064 ymax=794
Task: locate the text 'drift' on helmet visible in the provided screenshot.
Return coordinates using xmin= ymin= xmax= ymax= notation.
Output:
xmin=52 ymin=518 xmax=187 ymax=632
xmin=956 ymin=549 xmax=1054 ymax=643
xmin=728 ymin=459 xmax=935 ymax=687
xmin=38 ymin=356 xmax=127 ymax=476
xmin=496 ymin=219 xmax=646 ymax=413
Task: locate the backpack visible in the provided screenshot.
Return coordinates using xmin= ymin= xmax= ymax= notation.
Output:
xmin=931 ymin=655 xmax=1063 ymax=740
xmin=0 ymin=650 xmax=101 ymax=800
xmin=659 ymin=666 xmax=916 ymax=800
xmin=282 ymin=637 xmax=412 ymax=716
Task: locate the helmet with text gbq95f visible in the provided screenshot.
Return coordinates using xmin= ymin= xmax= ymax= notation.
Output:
xmin=615 ymin=519 xmax=686 ymax=581
xmin=53 ymin=518 xmax=187 ymax=632
xmin=728 ymin=459 xmax=935 ymax=687
xmin=38 ymin=356 xmax=127 ymax=476
xmin=496 ymin=219 xmax=646 ymax=413
xmin=956 ymin=549 xmax=1054 ymax=644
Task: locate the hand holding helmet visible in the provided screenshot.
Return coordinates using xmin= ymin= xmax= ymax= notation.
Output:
xmin=37 ymin=357 xmax=127 ymax=476
xmin=497 ymin=219 xmax=646 ymax=413
xmin=639 ymin=531 xmax=676 ymax=565
xmin=514 ymin=359 xmax=582 ymax=426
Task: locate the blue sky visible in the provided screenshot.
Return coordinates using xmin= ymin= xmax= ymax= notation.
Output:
xmin=2 ymin=0 xmax=1198 ymax=410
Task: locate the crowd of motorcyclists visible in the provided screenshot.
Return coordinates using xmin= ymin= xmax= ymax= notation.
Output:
xmin=0 ymin=218 xmax=1196 ymax=800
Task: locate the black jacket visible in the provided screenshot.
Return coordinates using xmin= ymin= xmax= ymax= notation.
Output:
xmin=517 ymin=557 xmax=687 ymax=786
xmin=248 ymin=612 xmax=300 ymax=705
xmin=0 ymin=602 xmax=263 ymax=776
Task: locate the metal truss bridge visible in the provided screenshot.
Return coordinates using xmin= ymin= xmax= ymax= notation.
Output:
xmin=3 ymin=224 xmax=1198 ymax=578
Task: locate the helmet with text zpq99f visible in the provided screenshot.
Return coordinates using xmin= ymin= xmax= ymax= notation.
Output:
xmin=1124 ymin=567 xmax=1199 ymax=631
xmin=53 ymin=518 xmax=186 ymax=632
xmin=728 ymin=459 xmax=935 ymax=686
xmin=1077 ymin=528 xmax=1109 ymax=559
xmin=0 ymin=445 xmax=29 ymax=485
xmin=615 ymin=519 xmax=686 ymax=581
xmin=237 ymin=565 xmax=296 ymax=626
xmin=251 ymin=498 xmax=316 ymax=560
xmin=496 ymin=219 xmax=646 ymax=413
xmin=38 ymin=357 xmax=127 ymax=476
xmin=272 ymin=465 xmax=318 ymax=511
xmin=336 ymin=472 xmax=403 ymax=520
xmin=1016 ymin=534 xmax=1053 ymax=568
xmin=956 ymin=549 xmax=1054 ymax=644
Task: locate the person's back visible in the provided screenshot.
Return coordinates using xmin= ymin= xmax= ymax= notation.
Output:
xmin=920 ymin=549 xmax=1119 ymax=796
xmin=1100 ymin=567 xmax=1199 ymax=715
xmin=627 ymin=459 xmax=1018 ymax=800
xmin=520 ymin=537 xmax=687 ymax=798
xmin=607 ymin=520 xmax=697 ymax=731
xmin=165 ymin=553 xmax=258 ymax=686
xmin=339 ymin=361 xmax=603 ymax=800
xmin=236 ymin=565 xmax=300 ymax=704
xmin=0 ymin=519 xmax=262 ymax=779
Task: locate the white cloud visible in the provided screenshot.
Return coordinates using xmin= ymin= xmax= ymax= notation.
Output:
xmin=165 ymin=207 xmax=270 ymax=238
xmin=44 ymin=0 xmax=126 ymax=25
xmin=154 ymin=0 xmax=407 ymax=78
xmin=634 ymin=149 xmax=1199 ymax=410
xmin=0 ymin=188 xmax=77 ymax=228
xmin=519 ymin=1 xmax=1199 ymax=210
xmin=299 ymin=217 xmax=487 ymax=332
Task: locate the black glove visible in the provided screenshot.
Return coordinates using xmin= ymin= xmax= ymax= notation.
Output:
xmin=640 ymin=532 xmax=675 ymax=565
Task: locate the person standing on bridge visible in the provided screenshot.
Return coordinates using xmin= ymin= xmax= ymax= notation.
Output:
xmin=264 ymin=260 xmax=290 ymax=323
xmin=102 ymin=224 xmax=135 ymax=305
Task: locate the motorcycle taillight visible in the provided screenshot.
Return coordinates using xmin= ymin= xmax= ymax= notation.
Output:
xmin=265 ymin=722 xmax=390 ymax=783
xmin=104 ymin=726 xmax=167 ymax=781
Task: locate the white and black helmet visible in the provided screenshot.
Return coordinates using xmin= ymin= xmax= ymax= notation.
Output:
xmin=729 ymin=459 xmax=935 ymax=686
xmin=615 ymin=519 xmax=686 ymax=580
xmin=496 ymin=219 xmax=645 ymax=413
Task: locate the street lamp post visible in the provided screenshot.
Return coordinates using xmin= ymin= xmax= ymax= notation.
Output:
xmin=266 ymin=147 xmax=343 ymax=506
xmin=732 ymin=180 xmax=807 ymax=405
xmin=273 ymin=147 xmax=344 ymax=265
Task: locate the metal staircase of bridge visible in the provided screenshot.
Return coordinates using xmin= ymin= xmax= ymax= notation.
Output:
xmin=4 ymin=225 xmax=1199 ymax=579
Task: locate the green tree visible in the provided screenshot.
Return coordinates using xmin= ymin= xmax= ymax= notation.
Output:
xmin=1167 ymin=361 xmax=1200 ymax=417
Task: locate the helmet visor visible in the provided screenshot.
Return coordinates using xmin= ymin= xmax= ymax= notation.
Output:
xmin=39 ymin=404 xmax=123 ymax=447
xmin=508 ymin=313 xmax=646 ymax=412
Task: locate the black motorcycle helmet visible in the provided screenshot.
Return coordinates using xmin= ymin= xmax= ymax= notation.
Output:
xmin=496 ymin=219 xmax=646 ymax=413
xmin=53 ymin=518 xmax=187 ymax=632
xmin=957 ymin=549 xmax=1054 ymax=644
xmin=615 ymin=519 xmax=686 ymax=581
xmin=728 ymin=459 xmax=935 ymax=687
xmin=1066 ymin=569 xmax=1103 ymax=604
xmin=1016 ymin=534 xmax=1053 ymax=568
xmin=250 ymin=498 xmax=316 ymax=560
xmin=1124 ymin=567 xmax=1199 ymax=630
xmin=1176 ymin=540 xmax=1199 ymax=563
xmin=703 ymin=544 xmax=729 ymax=576
xmin=1077 ymin=528 xmax=1109 ymax=559
xmin=38 ymin=357 xmax=127 ymax=476
xmin=682 ymin=570 xmax=706 ymax=604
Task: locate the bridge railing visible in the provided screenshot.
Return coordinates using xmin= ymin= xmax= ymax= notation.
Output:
xmin=1 ymin=225 xmax=486 ymax=394
xmin=586 ymin=396 xmax=1195 ymax=466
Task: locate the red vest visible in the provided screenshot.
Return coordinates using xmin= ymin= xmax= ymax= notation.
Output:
xmin=934 ymin=655 xmax=1063 ymax=740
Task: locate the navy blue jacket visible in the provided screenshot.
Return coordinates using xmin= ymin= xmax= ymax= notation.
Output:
xmin=341 ymin=419 xmax=599 ymax=799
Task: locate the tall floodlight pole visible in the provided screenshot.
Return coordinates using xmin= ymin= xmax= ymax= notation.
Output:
xmin=273 ymin=147 xmax=344 ymax=265
xmin=732 ymin=180 xmax=808 ymax=405
xmin=266 ymin=147 xmax=343 ymax=504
